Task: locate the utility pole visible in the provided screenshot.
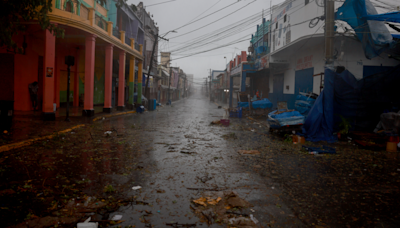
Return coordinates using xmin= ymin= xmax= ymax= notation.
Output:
xmin=324 ymin=0 xmax=335 ymax=134
xmin=168 ymin=66 xmax=172 ymax=104
xmin=209 ymin=69 xmax=212 ymax=101
xmin=325 ymin=0 xmax=335 ymax=67
xmin=145 ymin=32 xmax=168 ymax=99
xmin=184 ymin=77 xmax=186 ymax=98
xmin=177 ymin=71 xmax=180 ymax=100
xmin=206 ymin=77 xmax=208 ymax=95
xmin=64 ymin=56 xmax=74 ymax=122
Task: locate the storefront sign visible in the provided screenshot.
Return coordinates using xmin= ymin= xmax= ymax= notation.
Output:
xmin=296 ymin=55 xmax=313 ymax=70
xmin=257 ymin=55 xmax=269 ymax=70
xmin=231 ymin=65 xmax=241 ymax=76
xmin=46 ymin=67 xmax=53 ymax=78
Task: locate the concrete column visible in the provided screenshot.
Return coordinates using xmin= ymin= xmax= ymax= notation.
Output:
xmin=83 ymin=34 xmax=96 ymax=117
xmin=43 ymin=29 xmax=56 ymax=120
xmin=117 ymin=50 xmax=126 ymax=111
xmin=107 ymin=21 xmax=113 ymax=36
xmin=137 ymin=61 xmax=143 ymax=104
xmin=73 ymin=48 xmax=80 ymax=107
xmin=54 ymin=57 xmax=59 ymax=108
xmin=104 ymin=44 xmax=113 ymax=113
xmin=127 ymin=56 xmax=135 ymax=110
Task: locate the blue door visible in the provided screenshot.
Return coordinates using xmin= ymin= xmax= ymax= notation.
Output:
xmin=295 ymin=68 xmax=314 ymax=95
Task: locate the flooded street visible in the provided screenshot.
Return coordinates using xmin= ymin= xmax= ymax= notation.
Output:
xmin=1 ymin=91 xmax=400 ymax=227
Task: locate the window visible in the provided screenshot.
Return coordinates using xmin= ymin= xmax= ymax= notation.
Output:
xmin=65 ymin=1 xmax=73 ymax=12
xmin=284 ymin=14 xmax=287 ymax=22
xmin=276 ymin=23 xmax=278 ymax=29
xmin=305 ymin=0 xmax=309 ymax=5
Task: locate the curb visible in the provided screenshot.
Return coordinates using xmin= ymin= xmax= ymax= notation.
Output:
xmin=0 ymin=124 xmax=85 ymax=153
xmin=0 ymin=110 xmax=137 ymax=153
xmin=92 ymin=110 xmax=136 ymax=122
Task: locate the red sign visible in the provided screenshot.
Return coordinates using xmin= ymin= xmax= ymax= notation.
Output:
xmin=46 ymin=67 xmax=53 ymax=78
xmin=296 ymin=55 xmax=313 ymax=70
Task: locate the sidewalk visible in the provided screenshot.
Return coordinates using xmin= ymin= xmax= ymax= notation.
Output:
xmin=0 ymin=107 xmax=138 ymax=151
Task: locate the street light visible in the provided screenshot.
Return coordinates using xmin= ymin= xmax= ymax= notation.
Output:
xmin=162 ymin=30 xmax=177 ymax=39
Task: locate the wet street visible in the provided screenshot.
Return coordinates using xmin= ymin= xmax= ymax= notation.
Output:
xmin=1 ymin=91 xmax=400 ymax=228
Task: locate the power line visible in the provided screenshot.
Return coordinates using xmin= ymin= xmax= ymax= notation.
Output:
xmin=169 ymin=0 xmax=257 ymax=40
xmin=162 ymin=0 xmax=242 ymax=36
xmin=145 ymin=0 xmax=177 ymax=8
xmin=187 ymin=0 xmax=222 ymax=23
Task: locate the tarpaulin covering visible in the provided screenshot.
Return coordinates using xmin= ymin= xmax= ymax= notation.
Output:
xmin=238 ymin=98 xmax=273 ymax=109
xmin=295 ymin=95 xmax=316 ymax=116
xmin=335 ymin=0 xmax=395 ymax=59
xmin=303 ymin=65 xmax=400 ymax=142
xmin=268 ymin=110 xmax=305 ymax=127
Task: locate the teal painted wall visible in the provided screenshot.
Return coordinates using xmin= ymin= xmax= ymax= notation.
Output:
xmin=94 ymin=72 xmax=105 ymax=104
xmin=108 ymin=0 xmax=117 ymax=27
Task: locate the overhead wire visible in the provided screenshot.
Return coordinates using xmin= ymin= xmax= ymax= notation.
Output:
xmin=168 ymin=0 xmax=258 ymax=40
xmin=160 ymin=0 xmax=242 ymax=36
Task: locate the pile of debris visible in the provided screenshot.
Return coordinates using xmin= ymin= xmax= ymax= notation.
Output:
xmin=191 ymin=191 xmax=258 ymax=227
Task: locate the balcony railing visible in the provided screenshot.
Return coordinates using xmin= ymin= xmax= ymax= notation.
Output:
xmin=135 ymin=43 xmax=140 ymax=52
xmin=95 ymin=15 xmax=107 ymax=32
xmin=113 ymin=28 xmax=120 ymax=39
xmin=125 ymin=33 xmax=131 ymax=46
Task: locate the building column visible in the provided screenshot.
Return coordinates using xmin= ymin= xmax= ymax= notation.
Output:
xmin=137 ymin=61 xmax=143 ymax=104
xmin=104 ymin=44 xmax=113 ymax=113
xmin=117 ymin=50 xmax=126 ymax=111
xmin=73 ymin=47 xmax=80 ymax=107
xmin=54 ymin=57 xmax=59 ymax=108
xmin=127 ymin=56 xmax=135 ymax=110
xmin=83 ymin=34 xmax=96 ymax=117
xmin=43 ymin=29 xmax=56 ymax=120
xmin=240 ymin=72 xmax=246 ymax=92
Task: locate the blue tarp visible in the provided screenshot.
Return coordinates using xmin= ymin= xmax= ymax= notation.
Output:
xmin=238 ymin=98 xmax=273 ymax=109
xmin=303 ymin=65 xmax=400 ymax=142
xmin=302 ymin=68 xmax=336 ymax=142
xmin=268 ymin=110 xmax=305 ymax=127
xmin=335 ymin=0 xmax=395 ymax=59
xmin=295 ymin=95 xmax=316 ymax=116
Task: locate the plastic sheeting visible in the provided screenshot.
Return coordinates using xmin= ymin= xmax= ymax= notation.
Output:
xmin=303 ymin=65 xmax=400 ymax=142
xmin=238 ymin=98 xmax=273 ymax=109
xmin=335 ymin=0 xmax=395 ymax=59
xmin=268 ymin=110 xmax=305 ymax=127
xmin=295 ymin=95 xmax=316 ymax=116
xmin=302 ymin=68 xmax=336 ymax=142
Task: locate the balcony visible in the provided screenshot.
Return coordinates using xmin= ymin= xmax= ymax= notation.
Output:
xmin=135 ymin=43 xmax=140 ymax=52
xmin=50 ymin=0 xmax=142 ymax=58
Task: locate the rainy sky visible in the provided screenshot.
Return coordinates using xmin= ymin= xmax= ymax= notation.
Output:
xmin=127 ymin=0 xmax=399 ymax=85
xmin=127 ymin=0 xmax=286 ymax=84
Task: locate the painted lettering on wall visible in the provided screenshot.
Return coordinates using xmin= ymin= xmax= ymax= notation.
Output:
xmin=273 ymin=2 xmax=293 ymax=23
xmin=258 ymin=55 xmax=269 ymax=70
xmin=296 ymin=55 xmax=313 ymax=70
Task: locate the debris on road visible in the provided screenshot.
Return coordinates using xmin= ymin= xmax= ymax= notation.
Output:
xmin=111 ymin=215 xmax=123 ymax=221
xmin=191 ymin=191 xmax=256 ymax=227
xmin=77 ymin=217 xmax=98 ymax=228
xmin=180 ymin=151 xmax=197 ymax=155
xmin=104 ymin=131 xmax=112 ymax=135
xmin=238 ymin=150 xmax=261 ymax=155
xmin=132 ymin=186 xmax=142 ymax=190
